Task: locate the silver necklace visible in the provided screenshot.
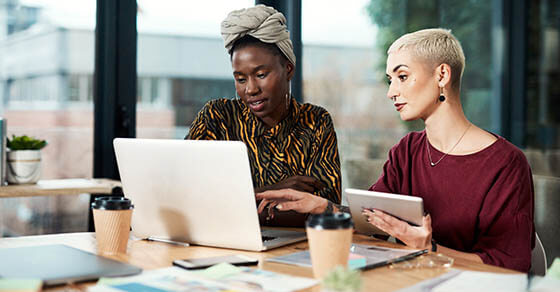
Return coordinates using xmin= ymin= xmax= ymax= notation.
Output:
xmin=426 ymin=123 xmax=472 ymax=167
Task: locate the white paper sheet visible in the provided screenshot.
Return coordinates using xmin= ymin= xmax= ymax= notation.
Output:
xmin=432 ymin=270 xmax=528 ymax=292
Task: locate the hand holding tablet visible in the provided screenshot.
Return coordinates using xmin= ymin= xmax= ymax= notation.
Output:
xmin=345 ymin=188 xmax=424 ymax=236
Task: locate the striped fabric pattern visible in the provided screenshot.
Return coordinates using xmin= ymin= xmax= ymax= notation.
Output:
xmin=186 ymin=98 xmax=341 ymax=204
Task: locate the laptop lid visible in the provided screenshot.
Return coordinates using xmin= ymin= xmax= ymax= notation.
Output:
xmin=0 ymin=244 xmax=141 ymax=286
xmin=114 ymin=138 xmax=268 ymax=251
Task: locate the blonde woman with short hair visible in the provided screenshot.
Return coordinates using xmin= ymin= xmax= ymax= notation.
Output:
xmin=257 ymin=28 xmax=535 ymax=272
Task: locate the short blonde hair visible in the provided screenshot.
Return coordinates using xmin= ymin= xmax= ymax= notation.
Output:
xmin=388 ymin=28 xmax=465 ymax=90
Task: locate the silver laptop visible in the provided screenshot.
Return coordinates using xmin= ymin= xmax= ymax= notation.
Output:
xmin=0 ymin=244 xmax=141 ymax=286
xmin=113 ymin=138 xmax=306 ymax=251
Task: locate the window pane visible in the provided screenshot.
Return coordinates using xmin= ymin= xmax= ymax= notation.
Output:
xmin=302 ymin=0 xmax=403 ymax=195
xmin=526 ymin=0 xmax=560 ymax=267
xmin=527 ymin=0 xmax=560 ymax=153
xmin=302 ymin=0 xmax=496 ymax=196
xmin=136 ymin=0 xmax=253 ymax=139
xmin=0 ymin=0 xmax=96 ymax=236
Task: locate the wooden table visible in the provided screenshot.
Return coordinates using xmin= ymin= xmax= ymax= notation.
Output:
xmin=0 ymin=178 xmax=121 ymax=198
xmin=0 ymin=232 xmax=518 ymax=291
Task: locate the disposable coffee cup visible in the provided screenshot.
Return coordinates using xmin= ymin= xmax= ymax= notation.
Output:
xmin=91 ymin=197 xmax=134 ymax=255
xmin=306 ymin=212 xmax=353 ymax=279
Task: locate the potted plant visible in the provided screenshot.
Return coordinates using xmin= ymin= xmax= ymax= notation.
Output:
xmin=322 ymin=266 xmax=362 ymax=292
xmin=6 ymin=135 xmax=47 ymax=184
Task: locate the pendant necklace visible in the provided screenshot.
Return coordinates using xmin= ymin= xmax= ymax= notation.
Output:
xmin=426 ymin=123 xmax=472 ymax=167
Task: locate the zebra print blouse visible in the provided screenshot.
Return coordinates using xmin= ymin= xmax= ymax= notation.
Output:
xmin=186 ymin=98 xmax=341 ymax=204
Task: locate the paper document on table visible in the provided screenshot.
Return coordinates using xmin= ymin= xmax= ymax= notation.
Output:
xmin=199 ymin=263 xmax=317 ymax=292
xmin=90 ymin=267 xmax=232 ymax=292
xmin=0 ymin=278 xmax=42 ymax=292
xmin=90 ymin=265 xmax=317 ymax=292
xmin=193 ymin=262 xmax=243 ymax=279
xmin=431 ymin=270 xmax=527 ymax=292
xmin=395 ymin=269 xmax=462 ymax=292
xmin=400 ymin=258 xmax=560 ymax=292
xmin=266 ymin=244 xmax=425 ymax=270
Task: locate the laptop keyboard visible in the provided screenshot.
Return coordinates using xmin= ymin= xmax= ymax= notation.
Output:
xmin=262 ymin=236 xmax=277 ymax=242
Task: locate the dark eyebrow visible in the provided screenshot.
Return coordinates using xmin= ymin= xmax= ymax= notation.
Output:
xmin=392 ymin=64 xmax=408 ymax=72
xmin=233 ymin=65 xmax=268 ymax=76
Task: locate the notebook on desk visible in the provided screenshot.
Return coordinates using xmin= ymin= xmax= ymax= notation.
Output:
xmin=0 ymin=244 xmax=141 ymax=286
xmin=113 ymin=138 xmax=306 ymax=251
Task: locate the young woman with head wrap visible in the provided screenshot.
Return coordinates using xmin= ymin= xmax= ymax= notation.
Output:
xmin=257 ymin=28 xmax=535 ymax=272
xmin=186 ymin=5 xmax=341 ymax=227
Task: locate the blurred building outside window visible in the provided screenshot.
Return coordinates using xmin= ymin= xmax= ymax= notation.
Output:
xmin=0 ymin=0 xmax=96 ymax=236
xmin=135 ymin=0 xmax=254 ymax=140
xmin=302 ymin=0 xmax=403 ymax=196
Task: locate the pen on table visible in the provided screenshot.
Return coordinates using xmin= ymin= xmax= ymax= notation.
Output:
xmin=389 ymin=249 xmax=428 ymax=264
xmin=146 ymin=237 xmax=190 ymax=247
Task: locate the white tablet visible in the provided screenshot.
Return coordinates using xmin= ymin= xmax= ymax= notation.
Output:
xmin=345 ymin=188 xmax=424 ymax=236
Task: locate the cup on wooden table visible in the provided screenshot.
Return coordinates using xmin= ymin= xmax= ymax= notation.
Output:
xmin=306 ymin=212 xmax=353 ymax=279
xmin=91 ymin=197 xmax=134 ymax=255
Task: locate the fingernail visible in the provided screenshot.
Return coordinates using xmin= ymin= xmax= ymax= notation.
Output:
xmin=276 ymin=204 xmax=283 ymax=210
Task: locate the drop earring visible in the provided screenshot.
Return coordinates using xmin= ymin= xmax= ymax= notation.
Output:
xmin=438 ymin=87 xmax=446 ymax=102
xmin=286 ymin=82 xmax=292 ymax=110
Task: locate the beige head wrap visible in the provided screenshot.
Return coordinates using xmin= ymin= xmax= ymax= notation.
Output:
xmin=221 ymin=4 xmax=296 ymax=66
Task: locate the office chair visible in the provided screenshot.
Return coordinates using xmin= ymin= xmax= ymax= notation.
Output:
xmin=530 ymin=232 xmax=547 ymax=276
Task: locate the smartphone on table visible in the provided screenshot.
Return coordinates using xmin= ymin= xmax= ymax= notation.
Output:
xmin=172 ymin=254 xmax=258 ymax=270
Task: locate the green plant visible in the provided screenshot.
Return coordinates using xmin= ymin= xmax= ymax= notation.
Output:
xmin=322 ymin=266 xmax=362 ymax=292
xmin=7 ymin=135 xmax=47 ymax=150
